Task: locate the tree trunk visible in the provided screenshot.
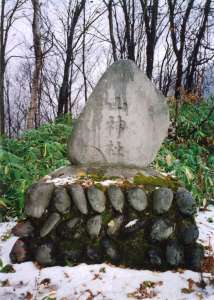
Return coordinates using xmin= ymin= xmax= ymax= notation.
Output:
xmin=0 ymin=0 xmax=5 ymax=135
xmin=140 ymin=0 xmax=159 ymax=79
xmin=26 ymin=0 xmax=42 ymax=129
xmin=184 ymin=0 xmax=211 ymax=92
xmin=57 ymin=0 xmax=86 ymax=116
xmin=107 ymin=0 xmax=118 ymax=62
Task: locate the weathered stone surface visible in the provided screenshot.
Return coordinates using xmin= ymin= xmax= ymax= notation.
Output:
xmin=66 ymin=217 xmax=81 ymax=230
xmin=53 ymin=187 xmax=71 ymax=214
xmin=68 ymin=184 xmax=88 ymax=214
xmin=150 ymin=219 xmax=173 ymax=242
xmin=127 ymin=188 xmax=147 ymax=211
xmin=12 ymin=221 xmax=34 ymax=238
xmin=40 ymin=212 xmax=61 ymax=237
xmin=25 ymin=182 xmax=54 ymax=218
xmin=185 ymin=244 xmax=204 ymax=270
xmin=87 ymin=215 xmax=102 ymax=237
xmin=179 ymin=221 xmax=199 ymax=245
xmin=87 ymin=186 xmax=106 ymax=213
xmin=68 ymin=60 xmax=169 ymax=168
xmin=10 ymin=239 xmax=29 ymax=263
xmin=107 ymin=215 xmax=123 ymax=236
xmin=107 ymin=186 xmax=125 ymax=213
xmin=152 ymin=188 xmax=173 ymax=214
xmin=63 ymin=248 xmax=83 ymax=263
xmin=175 ymin=188 xmax=196 ymax=216
xmin=101 ymin=238 xmax=119 ymax=262
xmin=86 ymin=246 xmax=102 ymax=262
xmin=35 ymin=243 xmax=54 ymax=266
xmin=148 ymin=249 xmax=162 ymax=266
xmin=166 ymin=241 xmax=184 ymax=267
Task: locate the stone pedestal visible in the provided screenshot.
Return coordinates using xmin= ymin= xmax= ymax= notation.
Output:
xmin=10 ymin=170 xmax=204 ymax=271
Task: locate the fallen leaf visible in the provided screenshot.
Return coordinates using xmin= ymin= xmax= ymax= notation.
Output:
xmin=1 ymin=279 xmax=10 ymax=287
xmin=40 ymin=278 xmax=51 ymax=286
xmin=25 ymin=291 xmax=33 ymax=300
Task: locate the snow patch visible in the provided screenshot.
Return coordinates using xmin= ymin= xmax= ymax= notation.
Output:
xmin=0 ymin=206 xmax=213 ymax=299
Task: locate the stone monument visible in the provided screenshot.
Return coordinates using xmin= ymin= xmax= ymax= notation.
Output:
xmin=10 ymin=60 xmax=204 ymax=271
xmin=68 ymin=60 xmax=169 ymax=168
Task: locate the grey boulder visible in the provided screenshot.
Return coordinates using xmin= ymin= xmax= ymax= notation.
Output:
xmin=87 ymin=186 xmax=106 ymax=213
xmin=87 ymin=215 xmax=102 ymax=237
xmin=150 ymin=219 xmax=173 ymax=242
xmin=40 ymin=212 xmax=61 ymax=237
xmin=10 ymin=239 xmax=29 ymax=263
xmin=66 ymin=217 xmax=81 ymax=230
xmin=107 ymin=186 xmax=125 ymax=213
xmin=152 ymin=188 xmax=173 ymax=214
xmin=179 ymin=221 xmax=199 ymax=245
xmin=148 ymin=249 xmax=162 ymax=266
xmin=166 ymin=241 xmax=184 ymax=267
xmin=127 ymin=188 xmax=147 ymax=211
xmin=175 ymin=188 xmax=196 ymax=216
xmin=35 ymin=243 xmax=54 ymax=266
xmin=185 ymin=243 xmax=204 ymax=270
xmin=25 ymin=182 xmax=54 ymax=218
xmin=53 ymin=187 xmax=71 ymax=214
xmin=68 ymin=184 xmax=88 ymax=214
xmin=12 ymin=221 xmax=34 ymax=238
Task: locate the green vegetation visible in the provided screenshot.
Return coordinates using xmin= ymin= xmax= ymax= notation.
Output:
xmin=0 ymin=116 xmax=71 ymax=220
xmin=0 ymin=258 xmax=15 ymax=273
xmin=154 ymin=99 xmax=214 ymax=205
xmin=0 ymin=101 xmax=213 ymax=220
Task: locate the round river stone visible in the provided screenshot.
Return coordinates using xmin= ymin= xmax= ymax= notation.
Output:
xmin=127 ymin=188 xmax=148 ymax=211
xmin=185 ymin=243 xmax=204 ymax=270
xmin=148 ymin=249 xmax=162 ymax=266
xmin=87 ymin=186 xmax=106 ymax=213
xmin=35 ymin=243 xmax=54 ymax=266
xmin=53 ymin=187 xmax=71 ymax=214
xmin=87 ymin=215 xmax=102 ymax=237
xmin=40 ymin=212 xmax=61 ymax=237
xmin=107 ymin=186 xmax=125 ymax=213
xmin=152 ymin=187 xmax=173 ymax=214
xmin=150 ymin=219 xmax=173 ymax=242
xmin=66 ymin=217 xmax=81 ymax=230
xmin=175 ymin=188 xmax=196 ymax=216
xmin=101 ymin=238 xmax=119 ymax=262
xmin=68 ymin=184 xmax=88 ymax=214
xmin=166 ymin=240 xmax=184 ymax=267
xmin=10 ymin=239 xmax=29 ymax=263
xmin=179 ymin=221 xmax=199 ymax=245
xmin=12 ymin=221 xmax=34 ymax=238
xmin=25 ymin=182 xmax=54 ymax=218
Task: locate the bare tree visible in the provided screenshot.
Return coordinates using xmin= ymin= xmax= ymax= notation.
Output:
xmin=0 ymin=0 xmax=26 ymax=135
xmin=167 ymin=0 xmax=195 ymax=100
xmin=57 ymin=0 xmax=86 ymax=116
xmin=140 ymin=0 xmax=159 ymax=79
xmin=26 ymin=0 xmax=43 ymax=129
xmin=184 ymin=0 xmax=212 ymax=93
xmin=0 ymin=0 xmax=5 ymax=135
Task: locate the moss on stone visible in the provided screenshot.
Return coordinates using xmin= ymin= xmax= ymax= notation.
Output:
xmin=120 ymin=229 xmax=149 ymax=267
xmin=133 ymin=173 xmax=180 ymax=190
xmin=101 ymin=210 xmax=113 ymax=226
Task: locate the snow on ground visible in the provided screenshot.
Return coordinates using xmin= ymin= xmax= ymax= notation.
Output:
xmin=0 ymin=207 xmax=213 ymax=300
